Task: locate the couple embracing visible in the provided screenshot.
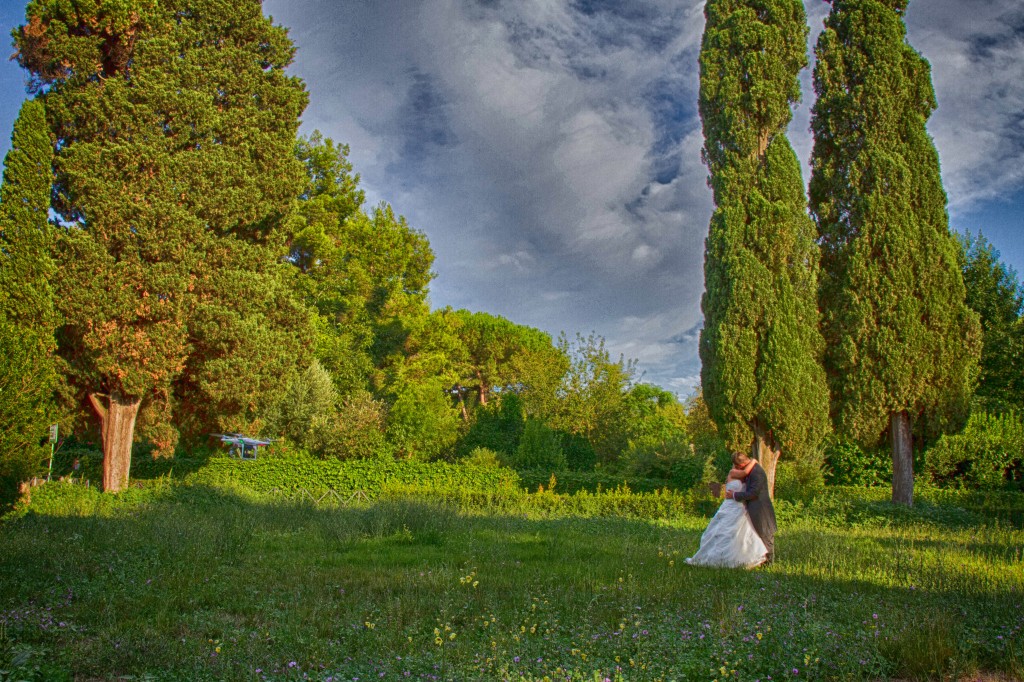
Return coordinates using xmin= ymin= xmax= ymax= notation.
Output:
xmin=685 ymin=452 xmax=776 ymax=569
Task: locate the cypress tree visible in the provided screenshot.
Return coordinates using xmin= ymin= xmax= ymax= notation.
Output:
xmin=698 ymin=0 xmax=830 ymax=495
xmin=809 ymin=0 xmax=981 ymax=505
xmin=0 ymin=97 xmax=57 ymax=503
xmin=14 ymin=0 xmax=311 ymax=489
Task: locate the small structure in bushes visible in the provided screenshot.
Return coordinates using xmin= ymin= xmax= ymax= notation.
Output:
xmin=215 ymin=434 xmax=272 ymax=460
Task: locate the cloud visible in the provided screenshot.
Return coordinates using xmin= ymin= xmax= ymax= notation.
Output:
xmin=904 ymin=0 xmax=1024 ymax=211
xmin=264 ymin=0 xmax=711 ymax=393
xmin=260 ymin=0 xmax=1024 ymax=395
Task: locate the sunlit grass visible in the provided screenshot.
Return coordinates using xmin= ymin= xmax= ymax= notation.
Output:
xmin=0 ymin=482 xmax=1021 ymax=681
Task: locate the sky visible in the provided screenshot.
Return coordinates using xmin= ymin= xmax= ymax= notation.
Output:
xmin=1 ymin=0 xmax=1022 ymax=396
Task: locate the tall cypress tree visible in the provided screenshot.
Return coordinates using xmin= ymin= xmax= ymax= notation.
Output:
xmin=810 ymin=0 xmax=981 ymax=505
xmin=14 ymin=0 xmax=311 ymax=490
xmin=698 ymin=0 xmax=829 ymax=495
xmin=0 ymin=97 xmax=57 ymax=504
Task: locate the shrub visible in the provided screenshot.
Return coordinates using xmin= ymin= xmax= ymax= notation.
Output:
xmin=823 ymin=436 xmax=891 ymax=486
xmin=386 ymin=378 xmax=462 ymax=461
xmin=774 ymin=451 xmax=826 ymax=501
xmin=266 ymin=360 xmax=339 ymax=451
xmin=517 ymin=469 xmax=675 ymax=494
xmin=511 ymin=419 xmax=566 ymax=471
xmin=307 ymin=390 xmax=390 ymax=460
xmin=463 ymin=446 xmax=503 ymax=468
xmin=457 ymin=393 xmax=524 ymax=458
xmin=925 ymin=410 xmax=1024 ymax=489
xmin=559 ymin=431 xmax=597 ymax=471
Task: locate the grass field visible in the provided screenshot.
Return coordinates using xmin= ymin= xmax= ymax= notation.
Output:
xmin=0 ymin=481 xmax=1022 ymax=681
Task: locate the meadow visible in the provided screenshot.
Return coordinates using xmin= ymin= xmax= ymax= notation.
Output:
xmin=0 ymin=479 xmax=1022 ymax=682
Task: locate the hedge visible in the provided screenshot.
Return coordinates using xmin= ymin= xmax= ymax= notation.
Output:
xmin=184 ymin=455 xmax=522 ymax=495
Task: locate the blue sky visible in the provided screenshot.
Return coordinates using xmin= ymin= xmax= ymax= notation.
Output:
xmin=1 ymin=0 xmax=1022 ymax=395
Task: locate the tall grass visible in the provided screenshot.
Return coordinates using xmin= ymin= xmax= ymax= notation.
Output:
xmin=0 ymin=481 xmax=1021 ymax=681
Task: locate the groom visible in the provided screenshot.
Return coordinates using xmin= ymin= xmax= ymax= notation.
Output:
xmin=725 ymin=452 xmax=776 ymax=565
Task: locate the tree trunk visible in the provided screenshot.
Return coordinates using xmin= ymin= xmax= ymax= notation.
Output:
xmin=88 ymin=391 xmax=141 ymax=493
xmin=751 ymin=420 xmax=779 ymax=499
xmin=476 ymin=371 xmax=489 ymax=406
xmin=890 ymin=410 xmax=914 ymax=506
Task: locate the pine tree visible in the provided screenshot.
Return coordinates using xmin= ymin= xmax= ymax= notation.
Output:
xmin=698 ymin=0 xmax=830 ymax=495
xmin=0 ymin=98 xmax=57 ymax=504
xmin=14 ymin=0 xmax=311 ymax=490
xmin=810 ymin=0 xmax=981 ymax=505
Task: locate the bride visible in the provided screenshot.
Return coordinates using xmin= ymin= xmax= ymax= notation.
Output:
xmin=685 ymin=454 xmax=768 ymax=569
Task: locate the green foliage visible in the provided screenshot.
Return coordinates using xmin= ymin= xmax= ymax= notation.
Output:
xmin=810 ymin=0 xmax=981 ymax=448
xmin=958 ymin=232 xmax=1024 ymax=414
xmin=444 ymin=308 xmax=567 ymax=414
xmin=0 ymin=320 xmax=51 ymax=506
xmin=385 ymin=378 xmax=461 ymax=461
xmin=307 ymin=390 xmax=390 ymax=460
xmin=511 ymin=418 xmax=566 ymax=471
xmin=267 ymin=360 xmax=338 ymax=448
xmin=516 ymin=469 xmax=685 ymax=494
xmin=550 ymin=333 xmax=635 ymax=464
xmin=287 ymin=133 xmax=436 ymax=399
xmin=698 ymin=0 xmax=830 ymax=461
xmin=0 ymin=98 xmax=56 ymax=337
xmin=458 ymin=392 xmax=525 ymax=458
xmin=773 ymin=450 xmax=826 ymax=501
xmin=925 ymin=410 xmax=1024 ymax=490
xmin=685 ymin=392 xmax=731 ymax=480
xmin=463 ymin=446 xmax=503 ymax=468
xmin=822 ymin=436 xmax=892 ymax=487
xmin=186 ymin=453 xmax=520 ymax=495
xmin=559 ymin=430 xmax=597 ymax=472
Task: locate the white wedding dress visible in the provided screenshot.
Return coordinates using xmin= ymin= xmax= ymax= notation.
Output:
xmin=685 ymin=479 xmax=768 ymax=569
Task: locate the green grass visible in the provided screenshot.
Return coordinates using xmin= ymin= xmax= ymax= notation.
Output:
xmin=0 ymin=482 xmax=1022 ymax=681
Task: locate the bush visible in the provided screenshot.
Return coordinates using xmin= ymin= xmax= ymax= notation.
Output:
xmin=774 ymin=452 xmax=826 ymax=502
xmin=386 ymin=378 xmax=462 ymax=461
xmin=924 ymin=410 xmax=1024 ymax=489
xmin=823 ymin=436 xmax=891 ymax=486
xmin=307 ymin=390 xmax=390 ymax=460
xmin=510 ymin=419 xmax=566 ymax=471
xmin=457 ymin=394 xmax=524 ymax=459
xmin=266 ymin=360 xmax=339 ymax=451
xmin=463 ymin=446 xmax=503 ymax=468
xmin=559 ymin=431 xmax=597 ymax=471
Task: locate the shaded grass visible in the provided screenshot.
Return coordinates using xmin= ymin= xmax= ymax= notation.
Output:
xmin=0 ymin=483 xmax=1021 ymax=681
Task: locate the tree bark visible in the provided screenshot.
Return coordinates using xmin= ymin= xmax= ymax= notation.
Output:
xmin=89 ymin=390 xmax=141 ymax=493
xmin=476 ymin=370 xmax=489 ymax=406
xmin=890 ymin=410 xmax=914 ymax=506
xmin=751 ymin=420 xmax=779 ymax=499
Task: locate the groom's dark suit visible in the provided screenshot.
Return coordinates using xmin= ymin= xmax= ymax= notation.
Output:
xmin=732 ymin=462 xmax=776 ymax=563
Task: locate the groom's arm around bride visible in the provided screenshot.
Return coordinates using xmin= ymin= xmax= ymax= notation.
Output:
xmin=725 ymin=453 xmax=777 ymax=564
